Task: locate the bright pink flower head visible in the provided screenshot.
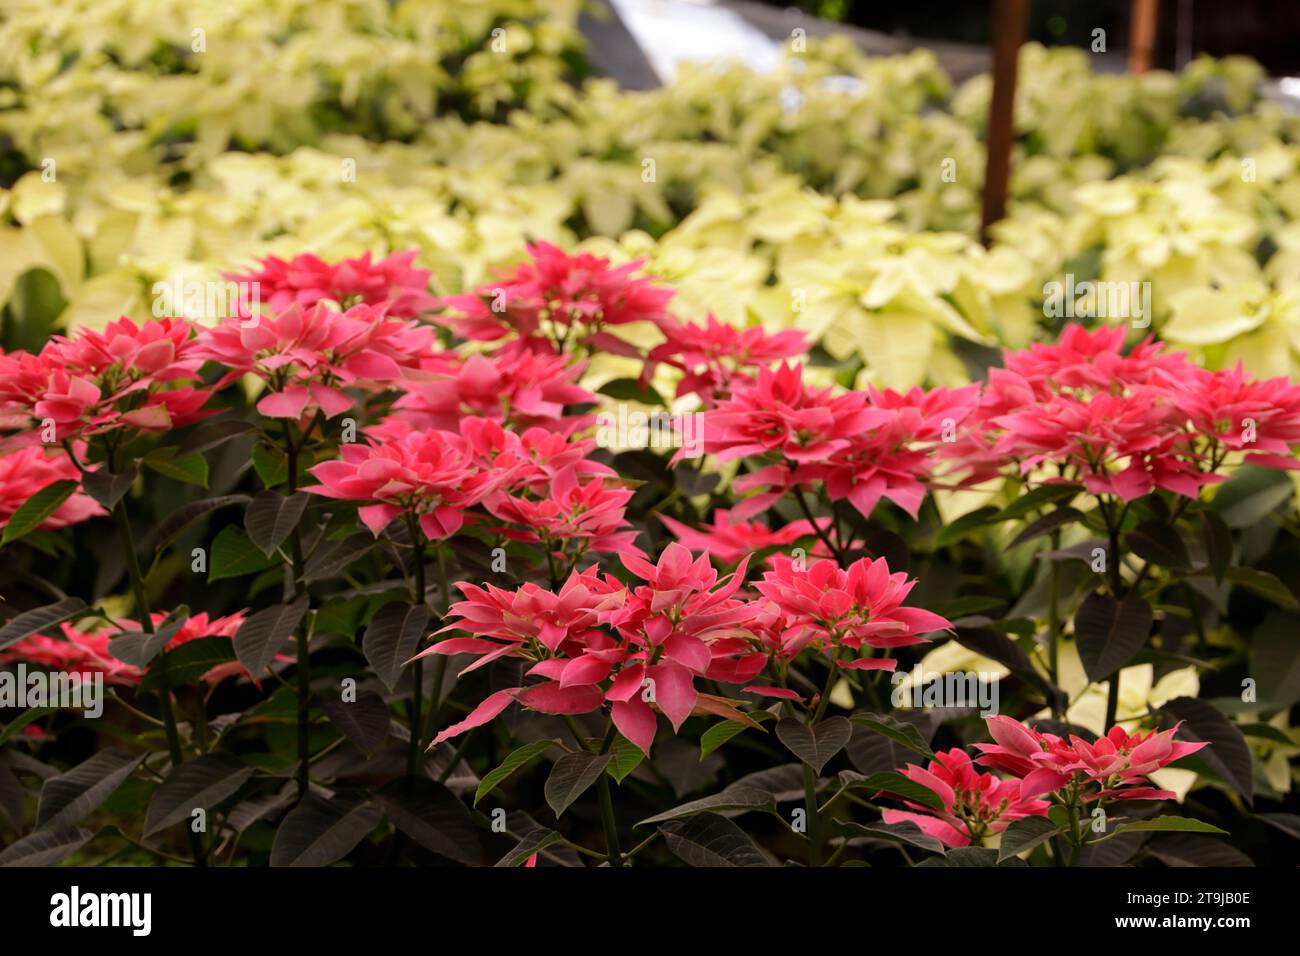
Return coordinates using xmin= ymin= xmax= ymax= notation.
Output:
xmin=305 ymin=423 xmax=501 ymax=540
xmin=1183 ymin=364 xmax=1300 ymax=470
xmin=974 ymin=716 xmax=1209 ymax=801
xmin=657 ymin=509 xmax=831 ymax=565
xmin=647 ymin=313 xmax=807 ymax=400
xmin=0 ymin=446 xmax=104 ymax=531
xmin=395 ymin=343 xmax=594 ymax=433
xmin=228 ymin=250 xmax=437 ymax=318
xmin=880 ymin=748 xmax=1052 ymax=848
xmin=437 ymin=242 xmax=672 ymax=353
xmin=0 ymin=610 xmax=249 ymax=687
xmin=754 ymin=555 xmax=951 ymax=666
xmin=0 ymin=319 xmax=218 ymax=442
xmin=193 ymin=301 xmax=434 ymax=419
xmin=486 ymin=465 xmax=645 ymax=560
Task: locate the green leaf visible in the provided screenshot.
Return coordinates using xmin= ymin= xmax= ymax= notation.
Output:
xmin=138 ymin=637 xmax=236 ymax=692
xmin=1074 ymin=592 xmax=1153 ymax=682
xmin=82 ymin=467 xmax=136 ymax=510
xmin=107 ymin=606 xmax=189 ymax=668
xmin=269 ymin=795 xmax=382 ymax=867
xmin=1251 ymin=611 xmax=1300 ymax=708
xmin=836 ymin=819 xmax=946 ymax=855
xmin=1160 ymin=696 xmax=1254 ymax=804
xmin=843 ymin=771 xmax=945 ymax=811
xmin=1210 ymin=465 xmax=1293 ymax=528
xmin=0 ymin=597 xmax=88 ymax=652
xmin=153 ymin=495 xmax=250 ymax=551
xmin=1199 ymin=509 xmax=1232 ymax=584
xmin=607 ymin=734 xmax=645 ymax=783
xmin=660 ymin=812 xmax=773 ymax=866
xmin=0 ymin=827 xmax=95 ymax=867
xmin=1223 ymin=566 xmax=1298 ymax=610
xmin=496 ymin=828 xmax=565 ymax=867
xmin=1101 ymin=816 xmax=1229 ymax=840
xmin=144 ymin=754 xmax=255 ymax=837
xmin=544 ymin=752 xmax=612 ymax=817
xmin=934 ymin=507 xmax=997 ymax=548
xmin=0 ymin=707 xmax=55 ymax=746
xmin=363 ymin=602 xmax=429 ymax=693
xmin=177 ymin=420 xmax=256 ymax=456
xmin=245 ymin=491 xmax=309 ymax=556
xmin=775 ymin=716 xmax=852 ymax=774
xmin=37 ymin=749 xmax=144 ymax=830
xmin=638 ymin=782 xmax=778 ymax=825
xmin=700 ymin=719 xmax=758 ymax=759
xmin=993 ymin=483 xmax=1082 ymax=521
xmin=145 ymin=452 xmax=209 ymax=487
xmin=475 ymin=740 xmax=562 ymax=806
xmin=1 ymin=479 xmax=78 ymax=545
xmin=597 ymin=377 xmax=664 ymax=405
xmin=209 ymin=526 xmax=277 ymax=582
xmin=232 ymin=596 xmax=309 ymax=676
xmin=376 ymin=779 xmax=481 ymax=865
xmin=850 ymin=713 xmax=935 ymax=759
xmin=1009 ymin=507 xmax=1084 ymax=548
xmin=303 ymin=532 xmax=375 ymax=582
xmin=997 ymin=815 xmax=1064 ymax=862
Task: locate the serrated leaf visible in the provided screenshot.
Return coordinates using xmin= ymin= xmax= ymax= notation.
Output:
xmin=475 ymin=740 xmax=561 ymax=806
xmin=0 ymin=597 xmax=88 ymax=651
xmin=850 ymin=713 xmax=935 ymax=759
xmin=37 ymin=749 xmax=144 ymax=830
xmin=1074 ymin=592 xmax=1153 ymax=682
xmin=270 ymin=794 xmax=381 ymax=867
xmin=245 ymin=491 xmax=309 ymax=556
xmin=544 ymin=752 xmax=612 ymax=817
xmin=1 ymin=479 xmax=78 ymax=545
xmin=775 ymin=716 xmax=852 ymax=774
xmin=997 ymin=815 xmax=1064 ymax=861
xmin=144 ymin=754 xmax=255 ymax=837
xmin=233 ymin=596 xmax=308 ymax=676
xmin=660 ymin=812 xmax=772 ymax=866
xmin=363 ymin=601 xmax=428 ymax=693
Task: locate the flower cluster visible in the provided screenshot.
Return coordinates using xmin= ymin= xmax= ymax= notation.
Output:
xmin=646 ymin=314 xmax=808 ymax=402
xmin=228 ymin=250 xmax=438 ymax=318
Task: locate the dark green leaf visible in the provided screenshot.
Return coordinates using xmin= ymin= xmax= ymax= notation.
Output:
xmin=994 ymin=484 xmax=1082 ymax=521
xmin=232 ymin=596 xmax=308 ymax=676
xmin=145 ymin=453 xmax=209 ymax=488
xmin=843 ymin=771 xmax=944 ymax=811
xmin=37 ymin=749 xmax=144 ymax=830
xmin=1160 ymin=696 xmax=1253 ymax=804
xmin=138 ymin=637 xmax=236 ymax=692
xmin=321 ymin=691 xmax=390 ymax=756
xmin=154 ymin=494 xmax=250 ymax=551
xmin=1074 ymin=592 xmax=1153 ymax=682
xmin=0 ymin=827 xmax=95 ymax=866
xmin=245 ymin=491 xmax=310 ymax=556
xmin=597 ymin=377 xmax=664 ymax=405
xmin=836 ymin=819 xmax=946 ymax=855
xmin=303 ymin=532 xmax=375 ymax=582
xmin=607 ymin=734 xmax=645 ymax=783
xmin=1210 ymin=465 xmax=1292 ymax=528
xmin=108 ymin=606 xmax=189 ymax=668
xmin=376 ymin=779 xmax=481 ymax=864
xmin=363 ymin=602 xmax=429 ymax=693
xmin=209 ymin=526 xmax=277 ymax=582
xmin=1100 ymin=816 xmax=1228 ymax=840
xmin=270 ymin=795 xmax=382 ymax=867
xmin=496 ymin=828 xmax=565 ymax=867
xmin=660 ymin=812 xmax=772 ymax=866
xmin=775 ymin=717 xmax=852 ymax=774
xmin=1009 ymin=507 xmax=1083 ymax=548
xmin=997 ymin=815 xmax=1064 ymax=862
xmin=1 ymin=480 xmax=78 ymax=545
xmin=544 ymin=752 xmax=612 ymax=817
xmin=849 ymin=713 xmax=935 ymax=759
xmin=82 ymin=467 xmax=136 ymax=510
xmin=0 ymin=597 xmax=88 ymax=651
xmin=934 ymin=507 xmax=997 ymax=547
xmin=1199 ymin=510 xmax=1232 ymax=584
xmin=1125 ymin=520 xmax=1190 ymax=570
xmin=475 ymin=740 xmax=561 ymax=806
xmin=144 ymin=754 xmax=255 ymax=837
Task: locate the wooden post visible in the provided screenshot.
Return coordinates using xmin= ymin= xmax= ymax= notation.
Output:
xmin=1130 ymin=0 xmax=1160 ymax=73
xmin=980 ymin=0 xmax=1028 ymax=247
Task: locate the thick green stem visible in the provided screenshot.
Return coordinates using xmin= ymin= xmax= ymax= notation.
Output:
xmin=406 ymin=528 xmax=428 ymax=780
xmin=803 ymin=762 xmax=822 ymax=866
xmin=597 ymin=725 xmax=622 ymax=866
xmin=112 ymin=496 xmax=207 ymax=867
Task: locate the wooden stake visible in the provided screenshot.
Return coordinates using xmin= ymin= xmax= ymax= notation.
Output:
xmin=980 ymin=0 xmax=1028 ymax=247
xmin=1129 ymin=0 xmax=1160 ymax=74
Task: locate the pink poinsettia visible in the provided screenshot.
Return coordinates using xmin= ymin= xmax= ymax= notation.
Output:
xmin=395 ymin=343 xmax=594 ymax=433
xmin=0 ymin=319 xmax=218 ymax=442
xmin=304 ymin=423 xmax=502 ymax=540
xmin=974 ymin=715 xmax=1209 ymax=801
xmin=194 ymin=300 xmax=434 ymax=419
xmin=486 ymin=465 xmax=646 ymax=562
xmin=0 ymin=446 xmax=104 ymax=531
xmin=658 ymin=508 xmax=831 ymax=565
xmin=437 ymin=242 xmax=673 ymax=355
xmin=880 ymin=748 xmax=1052 ymax=848
xmin=1 ymin=611 xmax=250 ymax=687
xmin=753 ymin=555 xmax=952 ymax=668
xmin=422 ymin=544 xmax=758 ymax=755
xmin=228 ymin=250 xmax=437 ymax=318
xmin=646 ymin=314 xmax=807 ymax=401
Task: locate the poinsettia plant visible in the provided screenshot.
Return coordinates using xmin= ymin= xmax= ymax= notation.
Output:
xmin=0 ymin=245 xmax=1296 ymax=870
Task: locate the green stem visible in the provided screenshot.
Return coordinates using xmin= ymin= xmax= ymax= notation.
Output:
xmin=406 ymin=522 xmax=428 ymax=781
xmin=285 ymin=431 xmax=311 ymax=801
xmin=803 ymin=762 xmax=822 ymax=866
xmin=1048 ymin=529 xmax=1061 ymax=718
xmin=111 ymin=494 xmax=207 ymax=868
xmin=596 ymin=724 xmax=622 ymax=866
